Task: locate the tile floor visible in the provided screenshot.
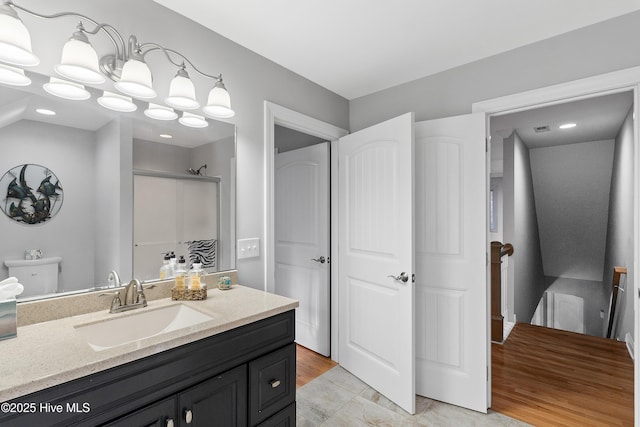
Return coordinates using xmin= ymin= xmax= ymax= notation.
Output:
xmin=296 ymin=366 xmax=531 ymax=426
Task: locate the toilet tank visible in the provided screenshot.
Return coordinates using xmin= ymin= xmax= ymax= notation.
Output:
xmin=4 ymin=257 xmax=62 ymax=298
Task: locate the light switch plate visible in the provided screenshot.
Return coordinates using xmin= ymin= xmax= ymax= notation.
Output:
xmin=237 ymin=238 xmax=260 ymax=259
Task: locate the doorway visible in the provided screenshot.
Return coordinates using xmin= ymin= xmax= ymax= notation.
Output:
xmin=490 ymin=91 xmax=634 ymax=339
xmin=273 ymin=125 xmax=330 ymax=356
xmin=264 ymin=101 xmax=348 ymax=359
xmin=474 ymin=69 xmax=640 ymax=424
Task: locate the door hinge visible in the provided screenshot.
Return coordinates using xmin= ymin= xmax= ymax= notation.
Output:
xmin=485 ymin=138 xmax=488 ymax=153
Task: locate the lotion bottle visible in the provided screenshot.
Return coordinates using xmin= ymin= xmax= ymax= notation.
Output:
xmin=188 ymin=258 xmax=206 ymax=290
xmin=174 ymin=256 xmax=187 ymax=290
xmin=168 ymin=251 xmax=177 ymax=278
xmin=159 ymin=253 xmax=171 ymax=280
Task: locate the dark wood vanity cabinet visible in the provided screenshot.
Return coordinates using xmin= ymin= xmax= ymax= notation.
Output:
xmin=0 ymin=310 xmax=295 ymax=427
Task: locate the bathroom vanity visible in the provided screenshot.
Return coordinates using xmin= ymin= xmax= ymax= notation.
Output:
xmin=0 ymin=285 xmax=297 ymax=426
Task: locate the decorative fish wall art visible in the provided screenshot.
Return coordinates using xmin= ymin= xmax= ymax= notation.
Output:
xmin=0 ymin=164 xmax=63 ymax=225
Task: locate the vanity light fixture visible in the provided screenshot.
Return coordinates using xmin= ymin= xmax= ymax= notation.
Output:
xmin=0 ymin=2 xmax=38 ymax=66
xmin=165 ymin=63 xmax=200 ymax=110
xmin=0 ymin=63 xmax=30 ymax=86
xmin=159 ymin=133 xmax=173 ymax=139
xmin=144 ymin=103 xmax=178 ymax=121
xmin=0 ymin=0 xmax=235 ymax=118
xmin=43 ymin=76 xmax=91 ymax=100
xmin=179 ymin=112 xmax=208 ymax=128
xmin=203 ymin=79 xmax=234 ymax=118
xmin=97 ymin=90 xmax=137 ymax=112
xmin=559 ymin=123 xmax=576 ymax=129
xmin=54 ymin=22 xmax=105 ymax=85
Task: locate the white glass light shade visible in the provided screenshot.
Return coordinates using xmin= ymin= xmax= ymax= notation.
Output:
xmin=165 ymin=74 xmax=199 ymax=110
xmin=203 ymin=84 xmax=234 ymax=118
xmin=179 ymin=112 xmax=208 ymax=128
xmin=0 ymin=9 xmax=39 ymax=67
xmin=43 ymin=77 xmax=90 ymax=101
xmin=0 ymin=63 xmax=31 ymax=86
xmin=144 ymin=103 xmax=178 ymax=121
xmin=55 ymin=38 xmax=105 ymax=84
xmin=114 ymin=58 xmax=156 ymax=99
xmin=97 ymin=91 xmax=137 ymax=112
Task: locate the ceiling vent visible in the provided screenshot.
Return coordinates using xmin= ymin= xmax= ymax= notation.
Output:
xmin=534 ymin=125 xmax=550 ymax=133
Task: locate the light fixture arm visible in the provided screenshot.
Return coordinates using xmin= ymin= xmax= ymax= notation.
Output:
xmin=140 ymin=42 xmax=223 ymax=82
xmin=6 ymin=0 xmax=125 ymax=61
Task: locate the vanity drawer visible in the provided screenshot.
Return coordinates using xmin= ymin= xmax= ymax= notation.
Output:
xmin=248 ymin=343 xmax=295 ymax=426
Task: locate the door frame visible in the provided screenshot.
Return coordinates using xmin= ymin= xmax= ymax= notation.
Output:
xmin=264 ymin=101 xmax=348 ymax=357
xmin=473 ymin=65 xmax=640 ymax=424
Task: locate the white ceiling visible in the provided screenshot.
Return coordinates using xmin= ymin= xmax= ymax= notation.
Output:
xmin=152 ymin=0 xmax=640 ymax=99
xmin=491 ymin=91 xmax=634 ymax=150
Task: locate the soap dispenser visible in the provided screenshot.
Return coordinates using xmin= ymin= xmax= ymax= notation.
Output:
xmin=159 ymin=253 xmax=171 ymax=280
xmin=188 ymin=258 xmax=206 ymax=290
xmin=168 ymin=251 xmax=177 ymax=278
xmin=174 ymin=256 xmax=187 ymax=290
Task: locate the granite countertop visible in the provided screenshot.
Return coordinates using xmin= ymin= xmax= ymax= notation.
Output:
xmin=0 ymin=285 xmax=298 ymax=402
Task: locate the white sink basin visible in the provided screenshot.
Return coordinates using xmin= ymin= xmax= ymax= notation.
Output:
xmin=74 ymin=304 xmax=213 ymax=351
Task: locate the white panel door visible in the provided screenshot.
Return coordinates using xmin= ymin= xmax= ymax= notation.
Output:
xmin=275 ymin=142 xmax=330 ymax=356
xmin=338 ymin=113 xmax=415 ymax=414
xmin=414 ymin=113 xmax=488 ymax=412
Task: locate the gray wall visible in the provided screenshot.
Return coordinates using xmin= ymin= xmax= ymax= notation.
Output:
xmin=21 ymin=0 xmax=349 ymax=289
xmin=0 ymin=120 xmax=97 ymax=292
xmin=350 ymin=11 xmax=640 ymax=131
xmin=95 ymin=118 xmax=132 ymax=286
xmin=602 ymin=109 xmax=635 ymax=341
xmin=529 ymin=140 xmax=615 ymax=281
xmin=504 ymin=132 xmax=547 ymax=323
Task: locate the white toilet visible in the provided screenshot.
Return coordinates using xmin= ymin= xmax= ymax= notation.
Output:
xmin=4 ymin=257 xmax=62 ymax=298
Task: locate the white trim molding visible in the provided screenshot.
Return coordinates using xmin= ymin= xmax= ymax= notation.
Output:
xmin=472 ymin=66 xmax=640 ymax=115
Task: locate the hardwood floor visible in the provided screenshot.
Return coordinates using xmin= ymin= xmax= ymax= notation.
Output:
xmin=296 ymin=344 xmax=337 ymax=389
xmin=492 ymin=323 xmax=634 ymax=427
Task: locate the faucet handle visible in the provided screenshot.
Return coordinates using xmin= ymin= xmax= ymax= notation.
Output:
xmin=99 ymin=291 xmax=122 ymax=312
xmin=136 ymin=282 xmax=154 ymax=306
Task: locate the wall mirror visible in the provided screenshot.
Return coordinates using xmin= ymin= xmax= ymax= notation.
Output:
xmin=0 ymin=72 xmax=236 ymax=300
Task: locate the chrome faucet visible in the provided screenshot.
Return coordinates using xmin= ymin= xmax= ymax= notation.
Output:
xmin=100 ymin=279 xmax=154 ymax=314
xmin=107 ymin=270 xmax=121 ymax=288
xmin=123 ymin=279 xmax=140 ymax=306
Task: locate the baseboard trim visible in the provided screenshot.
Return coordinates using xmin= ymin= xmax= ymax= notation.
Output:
xmin=625 ymin=332 xmax=634 ymax=360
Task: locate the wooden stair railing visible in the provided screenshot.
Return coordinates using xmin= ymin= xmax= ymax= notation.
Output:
xmin=491 ymin=241 xmax=514 ymax=342
xmin=607 ymin=266 xmax=627 ymax=339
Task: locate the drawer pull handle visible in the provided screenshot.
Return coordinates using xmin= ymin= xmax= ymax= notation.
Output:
xmin=185 ymin=409 xmax=193 ymax=424
xmin=166 ymin=419 xmax=175 ymax=427
xmin=270 ymin=379 xmax=281 ymax=388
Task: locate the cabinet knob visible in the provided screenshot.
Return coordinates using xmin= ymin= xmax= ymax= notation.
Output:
xmin=166 ymin=419 xmax=174 ymax=427
xmin=269 ymin=378 xmax=281 ymax=388
xmin=185 ymin=409 xmax=193 ymax=424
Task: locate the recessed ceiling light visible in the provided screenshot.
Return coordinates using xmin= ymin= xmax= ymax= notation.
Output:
xmin=35 ymin=108 xmax=56 ymax=116
xmin=159 ymin=134 xmax=173 ymax=139
xmin=559 ymin=123 xmax=576 ymax=129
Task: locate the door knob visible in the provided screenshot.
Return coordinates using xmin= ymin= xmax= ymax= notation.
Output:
xmin=388 ymin=272 xmax=409 ymax=283
xmin=311 ymin=256 xmax=326 ymax=264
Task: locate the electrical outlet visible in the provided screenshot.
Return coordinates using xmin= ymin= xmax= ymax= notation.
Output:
xmin=237 ymin=238 xmax=260 ymax=259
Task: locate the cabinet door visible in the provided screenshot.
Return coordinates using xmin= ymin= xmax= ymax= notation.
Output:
xmin=249 ymin=343 xmax=296 ymax=426
xmin=178 ymin=365 xmax=247 ymax=427
xmin=102 ymin=396 xmax=176 ymax=427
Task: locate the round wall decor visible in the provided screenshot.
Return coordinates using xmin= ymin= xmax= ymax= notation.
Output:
xmin=0 ymin=164 xmax=64 ymax=225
